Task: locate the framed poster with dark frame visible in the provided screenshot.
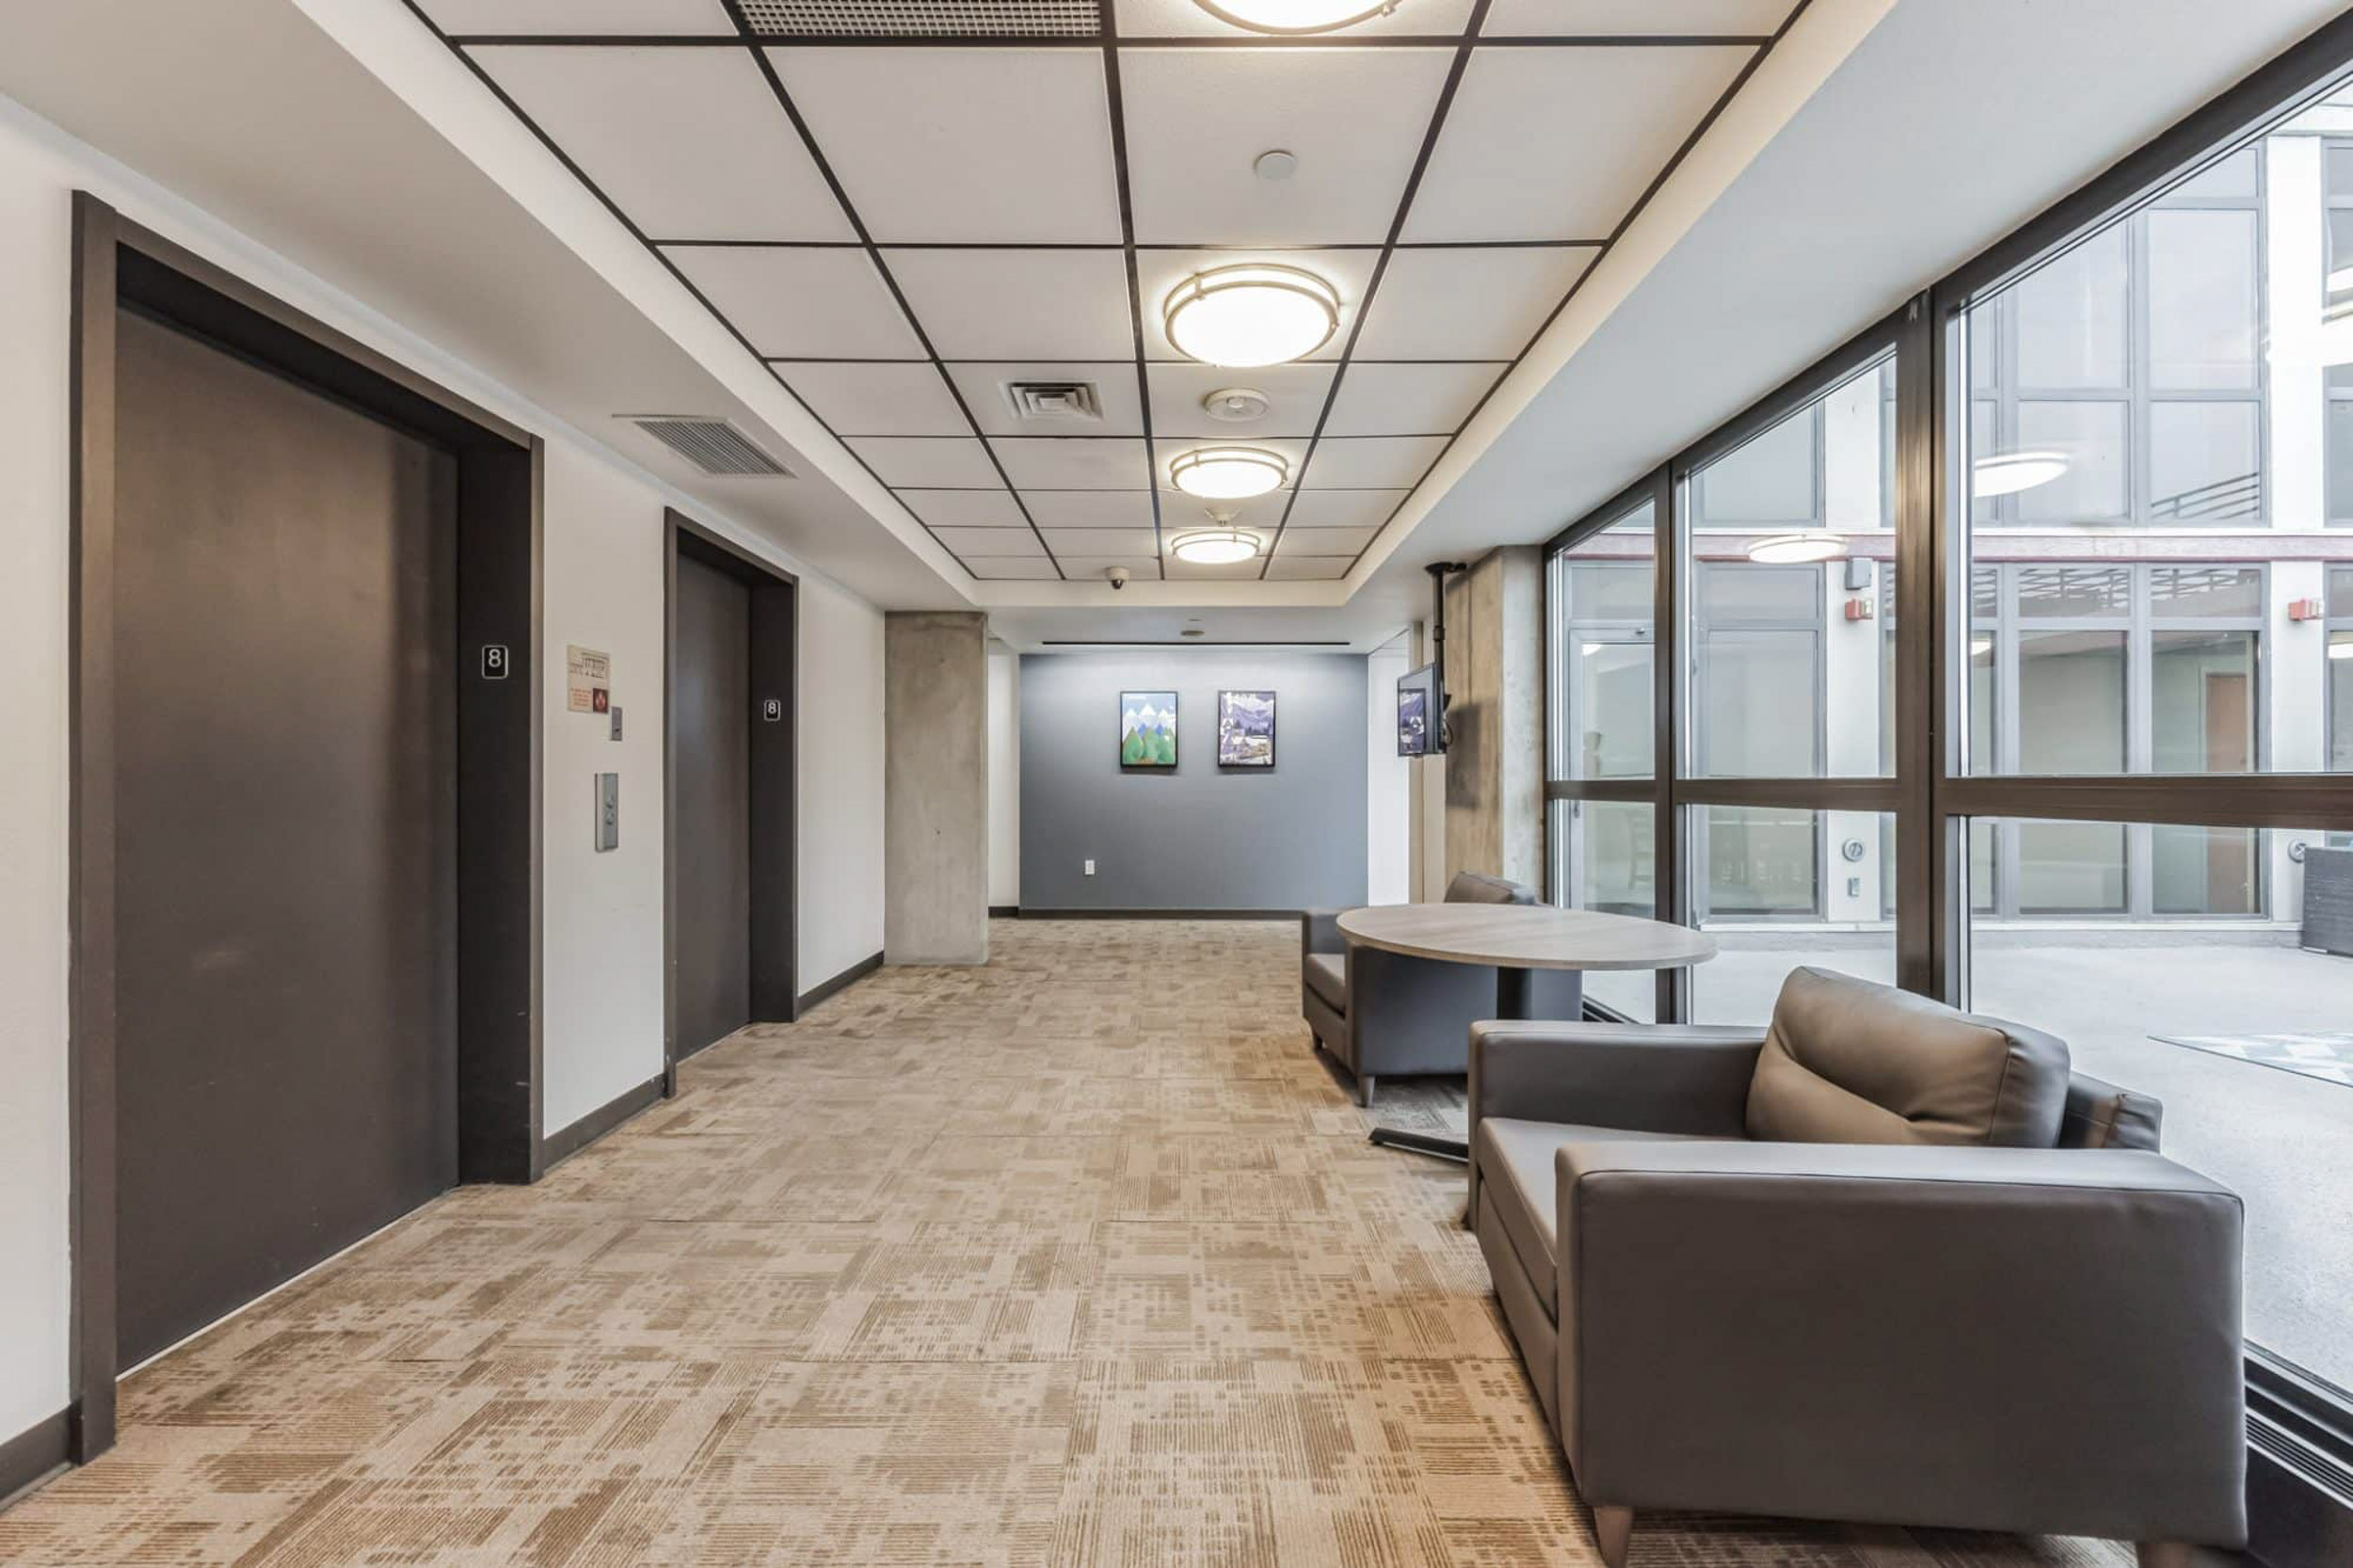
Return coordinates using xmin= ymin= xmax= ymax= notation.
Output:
xmin=1120 ymin=690 xmax=1177 ymax=770
xmin=1217 ymin=689 xmax=1275 ymax=769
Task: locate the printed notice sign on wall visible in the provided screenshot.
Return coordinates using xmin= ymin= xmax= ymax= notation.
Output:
xmin=567 ymin=646 xmax=612 ymax=714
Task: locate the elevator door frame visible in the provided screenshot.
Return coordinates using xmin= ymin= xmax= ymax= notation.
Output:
xmin=67 ymin=194 xmax=544 ymax=1464
xmin=664 ymin=510 xmax=799 ymax=1096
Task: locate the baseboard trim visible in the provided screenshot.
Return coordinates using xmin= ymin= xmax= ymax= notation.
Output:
xmin=537 ymin=1074 xmax=664 ymax=1171
xmin=987 ymin=904 xmax=1018 ymax=918
xmin=0 ymin=1406 xmax=72 ymax=1511
xmin=1016 ymin=907 xmax=1303 ymax=921
xmin=795 ymin=950 xmax=883 ymax=1015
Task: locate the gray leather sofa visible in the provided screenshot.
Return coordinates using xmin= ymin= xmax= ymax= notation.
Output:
xmin=1468 ymin=966 xmax=2244 ymax=1568
xmin=1302 ymin=872 xmax=1580 ymax=1106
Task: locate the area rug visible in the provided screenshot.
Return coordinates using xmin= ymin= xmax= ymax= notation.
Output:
xmin=2153 ymin=1031 xmax=2353 ymax=1088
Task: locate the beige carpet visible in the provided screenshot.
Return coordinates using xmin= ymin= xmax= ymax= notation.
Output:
xmin=0 ymin=919 xmax=2130 ymax=1566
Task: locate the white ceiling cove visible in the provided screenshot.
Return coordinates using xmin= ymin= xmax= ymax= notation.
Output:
xmin=422 ymin=0 xmax=1803 ymax=583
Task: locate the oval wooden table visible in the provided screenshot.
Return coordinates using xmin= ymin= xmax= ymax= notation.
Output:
xmin=1336 ymin=904 xmax=1720 ymax=1161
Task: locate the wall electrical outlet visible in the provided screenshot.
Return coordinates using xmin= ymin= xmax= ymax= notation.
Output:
xmin=1083 ymin=859 xmax=1096 ymax=876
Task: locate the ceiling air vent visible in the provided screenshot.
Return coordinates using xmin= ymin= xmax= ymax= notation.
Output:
xmin=625 ymin=416 xmax=793 ymax=478
xmin=1004 ymin=380 xmax=1104 ymax=424
xmin=734 ymin=0 xmax=1101 ymax=37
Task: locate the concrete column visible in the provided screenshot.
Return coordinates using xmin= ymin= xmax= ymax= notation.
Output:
xmin=1442 ymin=546 xmax=1545 ymax=890
xmin=885 ymin=612 xmax=987 ymax=965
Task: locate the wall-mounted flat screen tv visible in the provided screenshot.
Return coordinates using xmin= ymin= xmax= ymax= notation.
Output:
xmin=1398 ymin=663 xmax=1442 ymax=757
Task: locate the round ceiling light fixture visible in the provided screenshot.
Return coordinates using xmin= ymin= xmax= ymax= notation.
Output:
xmin=1169 ymin=445 xmax=1288 ymax=500
xmin=1164 ymin=264 xmax=1340 ymax=368
xmin=1972 ymin=449 xmax=2070 ymax=499
xmin=1193 ymin=0 xmax=1401 ymax=33
xmin=1746 ymin=532 xmax=1849 ymax=565
xmin=1170 ymin=529 xmax=1263 ymax=566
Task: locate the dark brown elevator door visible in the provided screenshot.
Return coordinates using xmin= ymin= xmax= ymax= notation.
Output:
xmin=113 ymin=308 xmax=457 ymax=1367
xmin=674 ymin=553 xmax=753 ymax=1056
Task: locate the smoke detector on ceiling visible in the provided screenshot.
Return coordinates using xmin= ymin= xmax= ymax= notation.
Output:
xmin=1004 ymin=380 xmax=1104 ymax=423
xmin=1202 ymin=387 xmax=1271 ymax=422
xmin=622 ymin=416 xmax=793 ymax=477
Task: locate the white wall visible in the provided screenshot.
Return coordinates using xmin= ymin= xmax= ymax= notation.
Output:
xmin=985 ymin=645 xmax=1020 ymax=909
xmin=797 ymin=573 xmax=888 ymax=988
xmin=0 ymin=107 xmax=75 ymax=1446
xmin=539 ymin=442 xmax=668 ymax=1133
xmin=0 ymin=97 xmax=890 ymax=1443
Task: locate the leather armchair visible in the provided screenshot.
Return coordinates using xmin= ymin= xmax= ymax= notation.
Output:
xmin=1468 ymin=968 xmax=2245 ymax=1568
xmin=1302 ymin=872 xmax=1580 ymax=1106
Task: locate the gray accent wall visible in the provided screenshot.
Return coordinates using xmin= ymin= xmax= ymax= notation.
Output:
xmin=1019 ymin=652 xmax=1368 ymax=912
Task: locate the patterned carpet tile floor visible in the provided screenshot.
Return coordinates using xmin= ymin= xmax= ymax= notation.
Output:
xmin=0 ymin=920 xmax=2132 ymax=1566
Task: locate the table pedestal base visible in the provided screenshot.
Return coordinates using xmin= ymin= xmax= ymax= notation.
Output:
xmin=1364 ymin=966 xmax=1539 ymax=1163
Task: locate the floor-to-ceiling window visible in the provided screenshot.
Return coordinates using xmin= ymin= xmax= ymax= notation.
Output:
xmin=1544 ymin=54 xmax=2353 ymax=1420
xmin=1682 ymin=356 xmax=1900 ymax=1019
xmin=1546 ymin=498 xmax=1659 ymax=1018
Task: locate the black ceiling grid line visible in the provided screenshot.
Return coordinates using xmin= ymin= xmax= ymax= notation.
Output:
xmin=1254 ymin=0 xmax=1493 ymax=580
xmin=1095 ymin=13 xmax=1167 ymax=589
xmin=397 ymin=0 xmax=991 ymax=581
xmin=715 ymin=0 xmax=1070 ymax=579
xmin=632 ymin=238 xmax=1617 ymax=250
xmin=443 ymin=33 xmax=1780 ymax=51
xmin=1337 ymin=0 xmax=1817 ymax=580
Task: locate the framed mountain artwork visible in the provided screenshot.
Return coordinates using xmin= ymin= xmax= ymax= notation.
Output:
xmin=1120 ymin=690 xmax=1177 ymax=769
xmin=1217 ymin=690 xmax=1274 ymax=768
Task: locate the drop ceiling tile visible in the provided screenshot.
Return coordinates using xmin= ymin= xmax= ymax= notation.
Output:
xmin=966 ymin=556 xmax=1064 ymax=580
xmin=845 ymin=437 xmax=1001 ymax=488
xmin=469 ymin=47 xmax=851 ymax=240
xmin=1160 ymin=490 xmax=1283 ymax=530
xmin=947 ymin=363 xmax=1145 ymax=437
xmin=1275 ymin=524 xmax=1375 ymax=555
xmin=903 ymin=488 xmax=1026 ymax=529
xmin=1352 ymin=246 xmax=1595 ymax=360
xmin=1321 ymin=361 xmax=1500 ymax=436
xmin=887 ymin=248 xmax=1134 ymax=360
xmin=1114 ymin=0 xmax=1478 ymax=37
xmin=773 ymin=360 xmax=967 ymax=436
xmin=422 ymin=0 xmax=735 ymax=32
xmin=1119 ymin=49 xmax=1452 ymax=245
xmin=1146 ymin=362 xmax=1335 ymax=439
xmin=768 ymin=48 xmax=1121 ymax=243
xmin=1405 ymin=45 xmax=1753 ymax=242
xmin=1264 ymin=555 xmax=1353 ymax=581
xmin=1035 ymin=527 xmax=1162 ymax=555
xmin=1300 ymin=436 xmax=1448 ymax=489
xmin=1482 ymin=0 xmax=1793 ymax=35
xmin=1139 ymin=249 xmax=1377 ymax=362
xmin=993 ymin=438 xmax=1153 ymax=489
xmin=933 ymin=527 xmax=1045 ymax=557
xmin=1150 ymin=436 xmax=1311 ymax=493
xmin=1284 ymin=488 xmax=1404 ymax=528
xmin=1056 ymin=554 xmax=1166 ymax=578
xmin=1022 ymin=491 xmax=1159 ymax=528
xmin=666 ymin=246 xmax=920 ymax=356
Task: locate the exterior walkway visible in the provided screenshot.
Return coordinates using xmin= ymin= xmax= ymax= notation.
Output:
xmin=1 ymin=920 xmax=2132 ymax=1565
